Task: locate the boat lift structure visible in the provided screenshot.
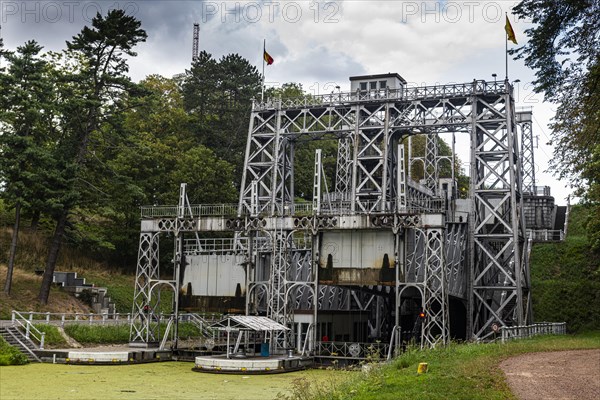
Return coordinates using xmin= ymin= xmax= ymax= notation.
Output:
xmin=129 ymin=74 xmax=560 ymax=359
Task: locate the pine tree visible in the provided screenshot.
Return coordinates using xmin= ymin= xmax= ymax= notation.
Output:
xmin=37 ymin=10 xmax=147 ymax=304
xmin=0 ymin=41 xmax=57 ymax=295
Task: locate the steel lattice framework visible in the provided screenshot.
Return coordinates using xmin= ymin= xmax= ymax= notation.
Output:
xmin=129 ymin=78 xmax=531 ymax=351
xmin=239 ymin=80 xmax=529 ymax=342
xmin=517 ymin=110 xmax=535 ymax=194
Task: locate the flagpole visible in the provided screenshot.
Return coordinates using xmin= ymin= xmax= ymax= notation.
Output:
xmin=505 ymin=12 xmax=509 ymax=80
xmin=261 ymin=39 xmax=266 ymax=103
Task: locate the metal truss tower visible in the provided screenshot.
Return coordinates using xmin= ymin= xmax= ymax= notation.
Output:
xmin=335 ymin=137 xmax=353 ymax=198
xmin=469 ymin=86 xmax=530 ymax=339
xmin=192 ymin=23 xmax=200 ymax=62
xmin=129 ymin=184 xmax=193 ymax=346
xmin=517 ymin=110 xmax=535 ymax=194
xmin=130 ymin=77 xmax=531 ymax=351
xmin=424 ymin=134 xmax=439 ymax=194
xmin=239 ymin=79 xmax=530 ymax=344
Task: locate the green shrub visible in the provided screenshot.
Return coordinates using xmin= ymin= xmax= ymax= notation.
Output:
xmin=64 ymin=324 xmax=130 ymax=344
xmin=33 ymin=324 xmax=68 ymax=347
xmin=530 ymin=204 xmax=600 ymax=333
xmin=0 ymin=337 xmax=28 ymax=366
xmin=176 ymin=322 xmax=202 ymax=338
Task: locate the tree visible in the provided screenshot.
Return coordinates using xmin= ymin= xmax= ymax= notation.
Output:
xmin=0 ymin=41 xmax=57 ymax=294
xmin=511 ymin=1 xmax=599 ymax=251
xmin=37 ymin=10 xmax=147 ymax=304
xmin=85 ymin=75 xmax=237 ymax=270
xmin=182 ymin=52 xmax=262 ymax=182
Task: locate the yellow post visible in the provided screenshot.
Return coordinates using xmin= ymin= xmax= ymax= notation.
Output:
xmin=417 ymin=362 xmax=428 ymax=374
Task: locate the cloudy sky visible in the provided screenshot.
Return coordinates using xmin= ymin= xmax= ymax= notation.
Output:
xmin=0 ymin=0 xmax=571 ymax=204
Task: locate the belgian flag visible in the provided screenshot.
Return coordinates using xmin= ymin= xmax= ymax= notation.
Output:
xmin=264 ymin=50 xmax=274 ymax=65
xmin=505 ymin=16 xmax=517 ymax=45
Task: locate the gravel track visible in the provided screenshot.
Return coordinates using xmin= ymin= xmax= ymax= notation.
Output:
xmin=500 ymin=349 xmax=600 ymax=400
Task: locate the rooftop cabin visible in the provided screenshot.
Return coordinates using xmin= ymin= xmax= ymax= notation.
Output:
xmin=350 ymin=73 xmax=407 ymax=92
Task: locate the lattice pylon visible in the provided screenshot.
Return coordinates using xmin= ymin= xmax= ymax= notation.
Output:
xmin=335 ymin=137 xmax=353 ymax=198
xmin=469 ymin=85 xmax=529 ymax=340
xmin=424 ymin=134 xmax=439 ymax=194
xmin=268 ymin=230 xmax=292 ymax=350
xmin=517 ymin=111 xmax=535 ymax=194
xmin=129 ymin=232 xmax=161 ymax=344
xmin=421 ymin=227 xmax=449 ymax=347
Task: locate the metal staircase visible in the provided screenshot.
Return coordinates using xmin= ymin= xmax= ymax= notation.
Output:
xmin=0 ymin=326 xmax=41 ymax=362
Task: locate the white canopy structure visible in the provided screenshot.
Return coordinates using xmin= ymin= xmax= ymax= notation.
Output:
xmin=210 ymin=316 xmax=289 ymax=358
xmin=211 ymin=316 xmax=289 ymax=332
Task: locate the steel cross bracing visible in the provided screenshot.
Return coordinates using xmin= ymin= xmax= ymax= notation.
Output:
xmin=129 ymin=232 xmax=161 ymax=344
xmin=269 ymin=230 xmax=292 ymax=349
xmin=335 ymin=137 xmax=353 ymax=199
xmin=421 ymin=228 xmax=449 ymax=347
xmin=445 ymin=223 xmax=468 ymax=298
xmin=424 ymin=134 xmax=440 ymax=194
xmin=240 ymin=79 xmax=529 ymax=342
xmin=469 ymin=88 xmax=530 ymax=340
xmin=517 ymin=110 xmax=535 ymax=194
xmin=129 ymin=79 xmax=529 ymax=349
xmin=129 ymin=185 xmax=193 ymax=346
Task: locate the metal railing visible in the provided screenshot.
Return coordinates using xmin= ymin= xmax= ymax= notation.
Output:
xmin=159 ymin=317 xmax=174 ymax=350
xmin=301 ymin=323 xmax=315 ymax=356
xmin=500 ymin=322 xmax=567 ymax=343
xmin=141 ymin=199 xmax=446 ymax=220
xmin=140 ymin=203 xmax=239 ymax=218
xmin=11 ymin=310 xmax=46 ymax=349
xmin=183 ymin=238 xmax=243 ymax=253
xmin=256 ymin=80 xmax=509 ymax=110
xmin=11 ymin=310 xmax=132 ymax=327
xmin=180 ymin=313 xmax=218 ymax=339
xmin=315 ymin=341 xmax=389 ymax=360
xmin=527 ymin=229 xmax=565 ymax=241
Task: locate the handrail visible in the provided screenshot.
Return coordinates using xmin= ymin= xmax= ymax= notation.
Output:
xmin=11 ymin=310 xmax=46 ymax=349
xmin=159 ymin=317 xmax=174 ymax=350
xmin=141 ymin=199 xmax=446 ymax=219
xmin=180 ymin=313 xmax=217 ymax=339
xmin=3 ymin=327 xmax=41 ymax=362
xmin=387 ymin=325 xmax=400 ymax=360
xmin=527 ymin=229 xmax=565 ymax=241
xmin=301 ymin=323 xmax=314 ymax=356
xmin=255 ymin=80 xmax=509 ymax=111
xmin=140 ymin=203 xmax=239 ymax=218
xmin=500 ymin=322 xmax=566 ymax=343
xmin=11 ymin=310 xmax=132 ymax=326
xmin=315 ymin=340 xmax=389 ymax=359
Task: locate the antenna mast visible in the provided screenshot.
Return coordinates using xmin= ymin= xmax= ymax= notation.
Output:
xmin=192 ymin=23 xmax=200 ymax=62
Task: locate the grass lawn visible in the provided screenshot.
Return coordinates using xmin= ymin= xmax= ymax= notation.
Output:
xmin=2 ymin=333 xmax=598 ymax=400
xmin=284 ymin=332 xmax=600 ymax=400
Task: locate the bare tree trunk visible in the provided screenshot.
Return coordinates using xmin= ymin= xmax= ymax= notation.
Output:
xmin=4 ymin=202 xmax=21 ymax=295
xmin=37 ymin=210 xmax=67 ymax=304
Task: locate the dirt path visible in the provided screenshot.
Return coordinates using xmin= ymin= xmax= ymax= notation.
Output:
xmin=500 ymin=349 xmax=600 ymax=400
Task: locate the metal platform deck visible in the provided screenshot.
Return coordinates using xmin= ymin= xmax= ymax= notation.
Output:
xmin=193 ymin=354 xmax=313 ymax=374
xmin=35 ymin=345 xmax=173 ymax=365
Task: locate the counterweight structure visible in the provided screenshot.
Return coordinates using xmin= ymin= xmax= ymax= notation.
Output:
xmin=129 ymin=75 xmax=539 ymax=356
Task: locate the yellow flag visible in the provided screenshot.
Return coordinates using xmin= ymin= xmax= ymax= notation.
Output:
xmin=505 ymin=16 xmax=518 ymax=45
